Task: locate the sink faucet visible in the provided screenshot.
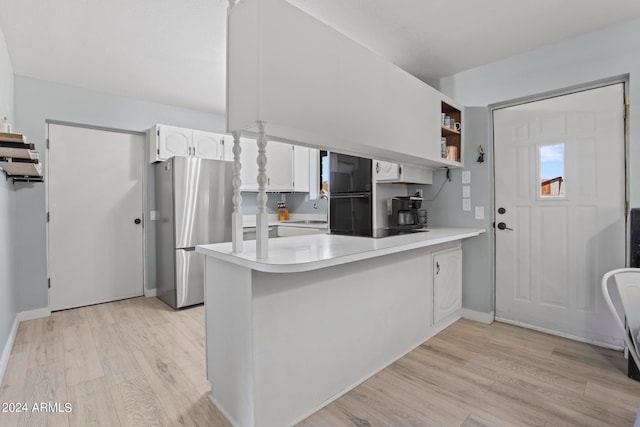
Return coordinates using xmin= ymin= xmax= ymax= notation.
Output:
xmin=313 ymin=189 xmax=328 ymax=209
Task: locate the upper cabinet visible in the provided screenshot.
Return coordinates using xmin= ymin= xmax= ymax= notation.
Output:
xmin=373 ymin=160 xmax=433 ymax=185
xmin=150 ymin=124 xmax=230 ymax=163
xmin=227 ymin=0 xmax=460 ymax=168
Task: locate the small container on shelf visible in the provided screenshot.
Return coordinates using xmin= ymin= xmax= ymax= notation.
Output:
xmin=277 ymin=201 xmax=289 ymax=221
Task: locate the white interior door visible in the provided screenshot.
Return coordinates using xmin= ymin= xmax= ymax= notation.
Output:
xmin=48 ymin=124 xmax=144 ymax=311
xmin=494 ymin=84 xmax=626 ymax=347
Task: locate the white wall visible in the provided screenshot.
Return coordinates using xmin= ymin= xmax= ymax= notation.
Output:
xmin=436 ymin=17 xmax=640 ymax=315
xmin=13 ymin=76 xmax=225 ymax=312
xmin=0 ymin=23 xmax=16 ymax=367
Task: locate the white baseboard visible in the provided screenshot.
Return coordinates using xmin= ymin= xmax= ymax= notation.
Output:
xmin=462 ymin=309 xmax=495 ymax=324
xmin=495 ymin=317 xmax=624 ymax=351
xmin=16 ymin=307 xmax=51 ymax=322
xmin=144 ymin=288 xmax=157 ymax=297
xmin=0 ymin=317 xmax=19 ymax=386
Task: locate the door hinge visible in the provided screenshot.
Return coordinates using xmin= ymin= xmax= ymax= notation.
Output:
xmin=625 ymin=200 xmax=629 ymax=217
xmin=157 ymin=129 xmax=160 ymax=136
xmin=624 ymin=103 xmax=629 ymax=120
xmin=48 ymin=278 xmax=51 ymax=289
xmin=46 ymin=139 xmax=50 ymax=149
xmin=46 ymin=211 xmax=50 ymax=222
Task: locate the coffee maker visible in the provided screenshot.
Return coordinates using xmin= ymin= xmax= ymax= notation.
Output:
xmin=388 ymin=195 xmax=424 ymax=229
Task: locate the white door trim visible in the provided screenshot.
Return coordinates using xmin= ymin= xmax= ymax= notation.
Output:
xmin=490 ymin=79 xmax=629 ymax=348
xmin=45 ymin=121 xmax=148 ymax=308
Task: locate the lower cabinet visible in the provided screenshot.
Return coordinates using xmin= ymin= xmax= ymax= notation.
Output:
xmin=432 ymin=245 xmax=462 ymax=324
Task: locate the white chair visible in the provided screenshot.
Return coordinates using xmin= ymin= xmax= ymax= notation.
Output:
xmin=602 ymin=268 xmax=640 ymax=370
xmin=602 ymin=269 xmax=640 ymax=427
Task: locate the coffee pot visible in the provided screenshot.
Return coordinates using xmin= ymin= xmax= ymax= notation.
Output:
xmin=388 ymin=194 xmax=424 ymax=229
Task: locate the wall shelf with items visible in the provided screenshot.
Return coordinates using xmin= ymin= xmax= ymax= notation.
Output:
xmin=0 ymin=133 xmax=43 ymax=183
xmin=441 ymin=101 xmax=462 ymax=164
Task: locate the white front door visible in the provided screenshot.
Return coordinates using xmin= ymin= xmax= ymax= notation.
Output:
xmin=48 ymin=124 xmax=144 ymax=311
xmin=494 ymin=84 xmax=626 ymax=347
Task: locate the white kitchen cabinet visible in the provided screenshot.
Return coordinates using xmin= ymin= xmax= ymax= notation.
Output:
xmin=397 ymin=164 xmax=433 ymax=184
xmin=150 ymin=124 xmax=228 ymax=163
xmin=374 ymin=160 xmax=433 ymax=184
xmin=192 ymin=130 xmax=223 ymax=160
xmin=227 ymin=0 xmax=455 ymax=169
xmin=293 ymin=146 xmax=311 ymax=192
xmin=432 ymin=246 xmax=462 ymax=324
xmin=373 ymin=160 xmax=399 ymax=181
xmin=239 ymin=138 xmax=294 ymax=192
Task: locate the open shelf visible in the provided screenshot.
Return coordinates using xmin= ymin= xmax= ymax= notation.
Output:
xmin=441 ymin=102 xmax=461 ymax=163
xmin=0 ymin=132 xmax=43 ymax=184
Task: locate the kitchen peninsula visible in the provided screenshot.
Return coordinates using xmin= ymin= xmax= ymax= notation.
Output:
xmin=196 ymin=227 xmax=484 ymax=427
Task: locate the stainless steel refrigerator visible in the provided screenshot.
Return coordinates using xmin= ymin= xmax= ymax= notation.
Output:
xmin=155 ymin=157 xmax=233 ymax=309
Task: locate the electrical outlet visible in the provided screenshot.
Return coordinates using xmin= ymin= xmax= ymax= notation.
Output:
xmin=462 ymin=186 xmax=471 ymax=198
xmin=463 ymin=199 xmax=471 ymax=211
xmin=304 ymin=194 xmax=309 ymax=202
xmin=150 ymin=210 xmax=158 ymax=221
xmin=416 ymin=189 xmax=424 ymax=198
xmin=462 ymin=170 xmax=471 ymax=184
xmin=475 ymin=206 xmax=485 ymax=220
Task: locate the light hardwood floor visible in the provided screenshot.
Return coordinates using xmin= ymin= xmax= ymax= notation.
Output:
xmin=1 ymin=297 xmax=639 ymax=426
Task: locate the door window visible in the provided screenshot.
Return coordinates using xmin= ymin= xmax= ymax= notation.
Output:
xmin=539 ymin=143 xmax=565 ymax=198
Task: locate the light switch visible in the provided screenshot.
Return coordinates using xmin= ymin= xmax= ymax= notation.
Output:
xmin=475 ymin=206 xmax=485 ymax=220
xmin=462 ymin=170 xmax=471 ymax=184
xmin=463 ymin=199 xmax=471 ymax=211
xmin=462 ymin=185 xmax=471 ymax=198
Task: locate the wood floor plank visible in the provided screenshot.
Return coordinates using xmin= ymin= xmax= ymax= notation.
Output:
xmin=62 ymin=323 xmax=104 ymax=387
xmin=92 ymin=323 xmax=141 ymax=385
xmin=0 ymin=351 xmax=29 ymax=427
xmin=67 ymin=377 xmax=121 ymax=427
xmin=131 ymin=343 xmax=203 ymax=427
xmin=21 ymin=360 xmax=70 ymax=427
xmin=12 ymin=321 xmax=35 ymax=355
xmin=27 ymin=317 xmax=64 ymax=369
xmin=148 ymin=321 xmax=209 ymax=395
xmin=108 ymin=375 xmax=170 ymax=427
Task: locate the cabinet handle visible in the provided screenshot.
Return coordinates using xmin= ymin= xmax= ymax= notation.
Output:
xmin=436 ymin=261 xmax=440 ymax=275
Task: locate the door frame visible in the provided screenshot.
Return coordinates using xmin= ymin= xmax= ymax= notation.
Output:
xmin=45 ymin=120 xmax=149 ymax=308
xmin=489 ymin=76 xmax=630 ymax=345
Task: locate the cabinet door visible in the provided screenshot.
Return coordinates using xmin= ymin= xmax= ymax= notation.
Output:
xmin=192 ymin=130 xmax=223 ymax=160
xmin=221 ymin=134 xmax=234 ymax=161
xmin=158 ymin=125 xmax=191 ymax=159
xmin=240 ymin=138 xmax=259 ymax=191
xmin=267 ymin=141 xmax=294 ymax=191
xmin=293 ymin=145 xmax=310 ymax=192
xmin=433 ymin=247 xmax=462 ymax=323
xmin=374 ymin=160 xmax=399 ymax=181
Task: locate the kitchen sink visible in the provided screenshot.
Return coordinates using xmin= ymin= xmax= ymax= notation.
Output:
xmin=282 ymin=220 xmax=328 ymax=225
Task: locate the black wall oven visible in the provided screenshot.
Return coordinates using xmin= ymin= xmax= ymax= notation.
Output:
xmin=329 ymin=153 xmax=372 ymax=237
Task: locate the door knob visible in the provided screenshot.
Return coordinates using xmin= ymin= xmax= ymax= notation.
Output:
xmin=497 ymin=222 xmax=513 ymax=231
xmin=134 ymin=218 xmax=142 ymax=225
xmin=498 ymin=207 xmax=506 ymax=214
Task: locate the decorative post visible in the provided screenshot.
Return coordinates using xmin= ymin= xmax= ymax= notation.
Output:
xmin=231 ymin=131 xmax=243 ymax=253
xmin=256 ymin=121 xmax=269 ymax=259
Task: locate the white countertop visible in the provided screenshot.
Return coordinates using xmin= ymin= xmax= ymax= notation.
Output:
xmin=196 ymin=227 xmax=485 ymax=273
